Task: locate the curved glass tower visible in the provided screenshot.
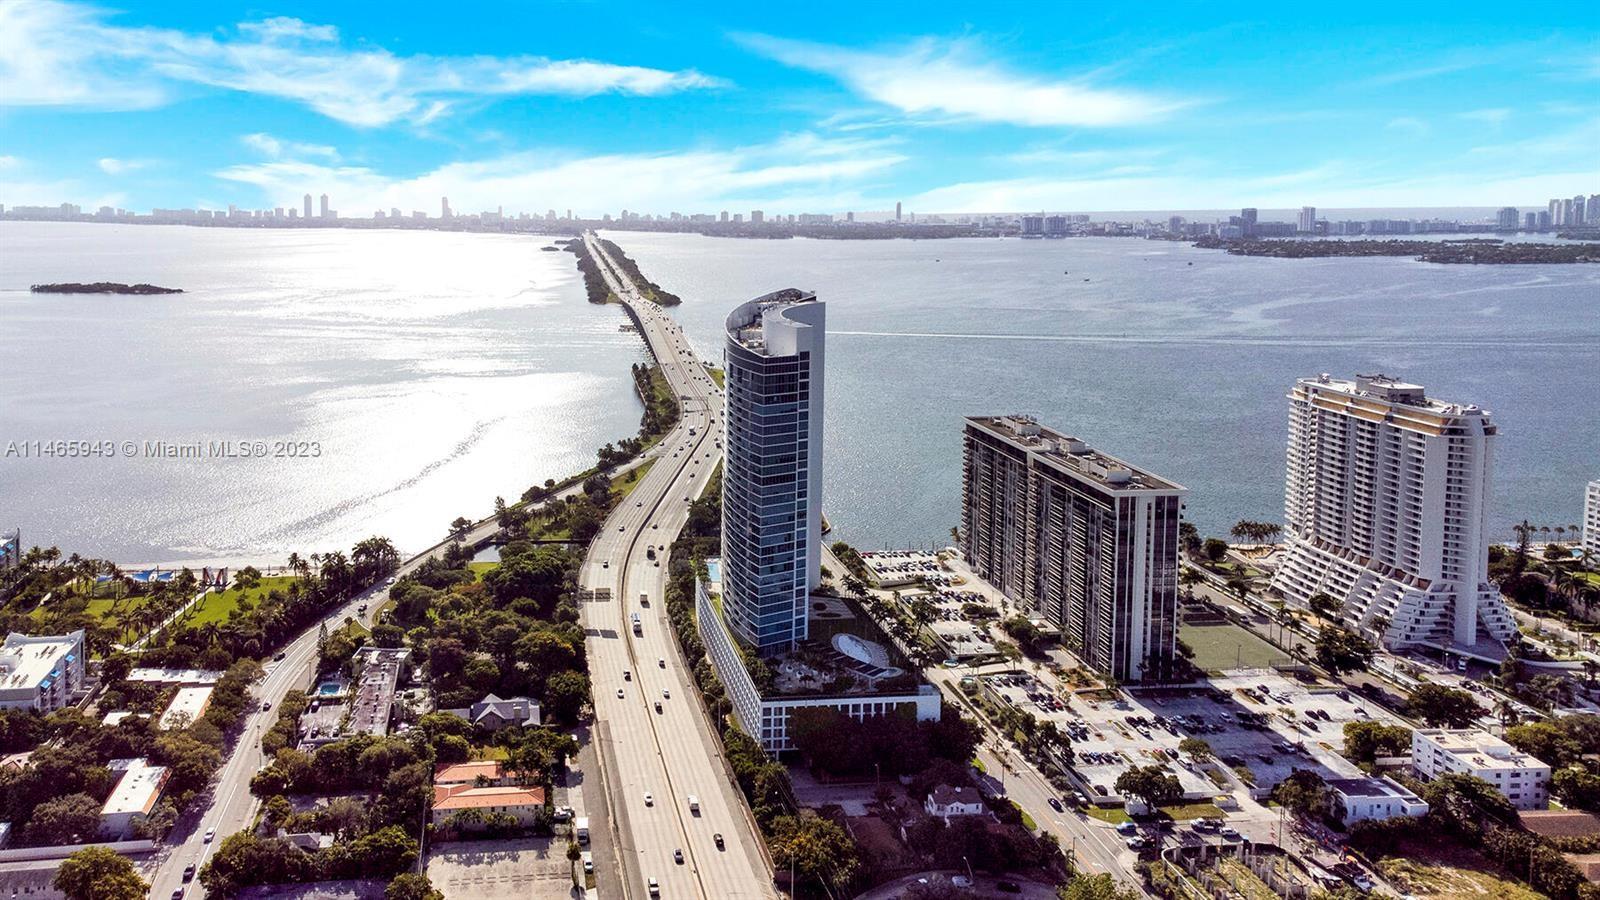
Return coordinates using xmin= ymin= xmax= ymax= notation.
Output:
xmin=721 ymin=289 xmax=825 ymax=655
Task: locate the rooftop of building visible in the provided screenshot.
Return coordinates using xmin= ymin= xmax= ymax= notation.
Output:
xmin=1417 ymin=728 xmax=1549 ymax=768
xmin=432 ymin=783 xmax=545 ymax=811
xmin=1325 ymin=775 xmax=1422 ymax=799
xmin=348 ymin=646 xmax=409 ymax=737
xmin=725 ymin=288 xmax=819 ymax=353
xmin=158 ymin=685 xmax=214 ymax=729
xmin=102 ymin=759 xmax=168 ymax=816
xmin=1521 ymin=809 xmax=1600 ymax=838
xmin=965 ymin=415 xmax=1184 ymax=493
xmin=0 ymin=630 xmax=83 ymax=690
xmin=434 ymin=760 xmax=507 ymax=785
xmin=927 ymin=784 xmax=985 ymax=807
xmin=1298 ymin=372 xmax=1491 ymax=419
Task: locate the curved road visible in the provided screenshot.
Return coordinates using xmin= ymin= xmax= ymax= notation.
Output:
xmin=578 ymin=233 xmax=773 ymax=900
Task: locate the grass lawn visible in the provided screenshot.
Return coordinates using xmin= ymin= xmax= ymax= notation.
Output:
xmin=1180 ymin=620 xmax=1283 ymax=671
xmin=186 ymin=576 xmax=298 ymax=627
xmin=1086 ymin=806 xmax=1130 ymax=824
xmin=611 ymin=459 xmax=656 ymax=502
xmin=470 ymin=745 xmax=510 ymax=761
xmin=1160 ymin=802 xmax=1224 ymax=820
xmin=468 ymin=562 xmax=497 ymax=581
xmin=1011 ymin=801 xmax=1037 ymax=831
xmin=708 ymin=367 xmax=725 ymax=388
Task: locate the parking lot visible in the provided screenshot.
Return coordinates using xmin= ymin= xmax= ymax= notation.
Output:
xmin=425 ymin=836 xmax=573 ymax=900
xmin=860 ymin=549 xmax=956 ymax=588
xmin=982 ymin=669 xmax=1398 ymax=805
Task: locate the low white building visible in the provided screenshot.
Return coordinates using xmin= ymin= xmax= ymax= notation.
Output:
xmin=0 ymin=630 xmax=85 ymax=712
xmin=1326 ymin=776 xmax=1429 ymax=823
xmin=1413 ymin=728 xmax=1551 ymax=810
xmin=100 ymin=759 xmax=169 ymax=838
xmin=924 ymin=784 xmax=987 ymax=820
xmin=158 ymin=686 xmax=214 ymax=730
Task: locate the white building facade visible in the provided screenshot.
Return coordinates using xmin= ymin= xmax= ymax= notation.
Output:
xmin=1412 ymin=729 xmax=1551 ymax=810
xmin=0 ymin=630 xmax=85 ymax=711
xmin=1325 ymin=776 xmax=1429 ymax=823
xmin=1584 ymin=479 xmax=1600 ymax=567
xmin=1269 ymin=375 xmax=1517 ymax=654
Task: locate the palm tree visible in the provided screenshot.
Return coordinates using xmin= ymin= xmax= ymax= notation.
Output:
xmin=567 ymin=840 xmax=583 ymax=887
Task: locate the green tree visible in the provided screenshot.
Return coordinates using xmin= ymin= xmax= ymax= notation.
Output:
xmin=386 ymin=872 xmax=444 ymax=900
xmin=1307 ymin=592 xmax=1339 ymax=619
xmin=1177 ymin=736 xmax=1213 ymax=760
xmin=1314 ymin=626 xmax=1375 ymax=675
xmin=1407 ymin=683 xmax=1484 ymax=728
xmin=1343 ymin=721 xmax=1411 ymax=766
xmin=567 ymin=839 xmax=583 ymax=887
xmin=1202 ymin=538 xmax=1229 ymax=562
xmin=55 ymin=846 xmax=148 ymax=900
xmin=27 ymin=792 xmax=103 ymax=844
xmin=769 ymin=811 xmax=858 ymax=887
xmin=544 ymin=670 xmax=591 ymax=722
xmin=1113 ymin=765 xmax=1183 ymax=811
xmin=1058 ymin=873 xmax=1142 ymax=900
xmin=1553 ymin=766 xmax=1600 ymax=811
xmin=1420 ymin=773 xmax=1518 ymax=838
xmin=1505 ymin=721 xmax=1583 ymax=767
xmin=1273 ymin=768 xmax=1328 ymax=818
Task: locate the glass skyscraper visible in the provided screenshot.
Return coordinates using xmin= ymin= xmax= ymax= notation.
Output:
xmin=721 ymin=289 xmax=826 ymax=655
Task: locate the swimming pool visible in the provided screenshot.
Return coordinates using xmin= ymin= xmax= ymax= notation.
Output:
xmin=705 ymin=559 xmax=721 ymax=582
xmin=317 ymin=682 xmax=342 ymax=696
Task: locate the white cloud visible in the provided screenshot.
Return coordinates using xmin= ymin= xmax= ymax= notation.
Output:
xmin=738 ymin=33 xmax=1193 ymax=128
xmin=0 ymin=0 xmax=724 ymax=127
xmin=213 ymin=134 xmax=906 ymax=215
xmin=1384 ymin=117 xmax=1430 ymax=137
xmin=97 ymin=157 xmax=146 ymax=175
xmin=0 ymin=155 xmax=19 ymax=169
xmin=241 ymin=133 xmax=340 ymax=161
xmin=1458 ymin=108 xmax=1511 ymax=127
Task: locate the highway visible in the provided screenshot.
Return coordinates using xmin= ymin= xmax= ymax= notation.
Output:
xmin=577 ymin=233 xmax=773 ymax=900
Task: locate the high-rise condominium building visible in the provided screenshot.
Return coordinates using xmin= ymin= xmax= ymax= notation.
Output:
xmin=1584 ymin=480 xmax=1600 ymax=567
xmin=302 ymin=194 xmax=312 ymax=219
xmin=1269 ymin=374 xmax=1517 ymax=652
xmin=1496 ymin=207 xmax=1519 ymax=230
xmin=1298 ymin=206 xmax=1317 ymax=233
xmin=722 ymin=290 xmax=826 ymax=655
xmin=962 ymin=416 xmax=1185 ymax=682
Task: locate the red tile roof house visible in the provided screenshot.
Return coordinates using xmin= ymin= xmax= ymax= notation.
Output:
xmin=431 ymin=760 xmax=545 ymax=838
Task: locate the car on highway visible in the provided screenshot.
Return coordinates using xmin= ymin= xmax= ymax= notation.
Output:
xmin=182 ymin=864 xmax=196 ymax=881
xmin=644 ymin=793 xmax=653 ymax=806
xmin=204 ymin=828 xmax=215 ymax=843
xmin=654 ymin=701 xmax=663 ymax=713
xmin=172 ymin=890 xmax=184 ymax=900
xmin=674 ymin=849 xmax=684 ymax=865
xmin=1047 ymin=797 xmax=1064 ymax=812
xmin=623 ymin=670 xmax=631 ymax=681
xmin=658 ymin=657 xmax=666 ymax=667
xmin=1126 ymin=836 xmax=1148 ymax=850
xmin=616 ymin=689 xmax=624 ymax=699
xmin=273 ymin=651 xmax=286 ymax=661
xmin=261 ymin=700 xmax=272 ymax=711
xmin=714 ymin=832 xmax=725 ymax=850
xmin=648 ymin=877 xmax=660 ymax=897
xmin=602 ymin=560 xmax=608 ymax=568
xmin=662 ymin=688 xmax=670 ymax=699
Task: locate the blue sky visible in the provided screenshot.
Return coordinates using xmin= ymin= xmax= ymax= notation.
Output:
xmin=1 ymin=0 xmax=1595 ymax=216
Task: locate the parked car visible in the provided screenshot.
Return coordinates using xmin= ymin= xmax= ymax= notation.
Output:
xmin=1116 ymin=822 xmax=1138 ymax=836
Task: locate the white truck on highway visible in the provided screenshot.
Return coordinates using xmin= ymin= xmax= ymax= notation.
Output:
xmin=631 ymin=612 xmax=643 ymax=635
xmin=575 ymin=817 xmax=590 ymax=843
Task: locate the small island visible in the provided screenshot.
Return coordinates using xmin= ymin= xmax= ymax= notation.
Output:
xmin=1191 ymin=237 xmax=1600 ymax=265
xmin=31 ymin=282 xmax=184 ymax=294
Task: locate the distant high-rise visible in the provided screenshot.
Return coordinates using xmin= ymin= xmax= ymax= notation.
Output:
xmin=1549 ymin=199 xmax=1562 ymax=224
xmin=1269 ymin=374 xmax=1517 ymax=652
xmin=722 ymin=289 xmax=826 ymax=655
xmin=1561 ymin=198 xmax=1574 ymax=225
xmin=1576 ymin=195 xmax=1589 ymax=226
xmin=303 ymin=194 xmax=312 ymax=218
xmin=750 ymin=210 xmax=764 ymax=224
xmin=1297 ymin=206 xmax=1317 ymax=233
xmin=1588 ymin=195 xmax=1600 ymax=223
xmin=1538 ymin=210 xmax=1552 ymax=229
xmin=1240 ymin=207 xmax=1259 ymax=236
xmin=1495 ymin=207 xmax=1519 ymax=230
xmin=1524 ymin=212 xmax=1537 ymax=231
xmin=962 ymin=416 xmax=1185 ymax=683
xmin=719 ymin=210 xmax=729 ymax=223
xmin=318 ymin=194 xmax=329 ymax=218
xmin=895 ymin=201 xmax=902 ymax=221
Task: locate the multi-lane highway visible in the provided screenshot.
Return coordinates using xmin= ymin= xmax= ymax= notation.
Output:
xmin=577 ymin=233 xmax=774 ymax=900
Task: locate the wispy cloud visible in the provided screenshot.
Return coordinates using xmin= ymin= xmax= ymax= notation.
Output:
xmin=738 ymin=33 xmax=1195 ymax=128
xmin=0 ymin=0 xmax=725 ymax=127
xmin=242 ymin=133 xmax=340 ymax=162
xmin=213 ymin=133 xmax=907 ymax=215
xmin=1384 ymin=117 xmax=1430 ymax=137
xmin=0 ymin=155 xmax=20 ymax=169
xmin=1458 ymin=108 xmax=1511 ymax=127
xmin=97 ymin=157 xmax=147 ymax=175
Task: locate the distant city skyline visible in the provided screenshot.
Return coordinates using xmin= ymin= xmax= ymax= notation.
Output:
xmin=1 ymin=1 xmax=1596 ymax=215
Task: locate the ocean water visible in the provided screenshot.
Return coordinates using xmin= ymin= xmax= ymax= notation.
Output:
xmin=610 ymin=231 xmax=1600 ymax=548
xmin=0 ymin=223 xmax=646 ymax=565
